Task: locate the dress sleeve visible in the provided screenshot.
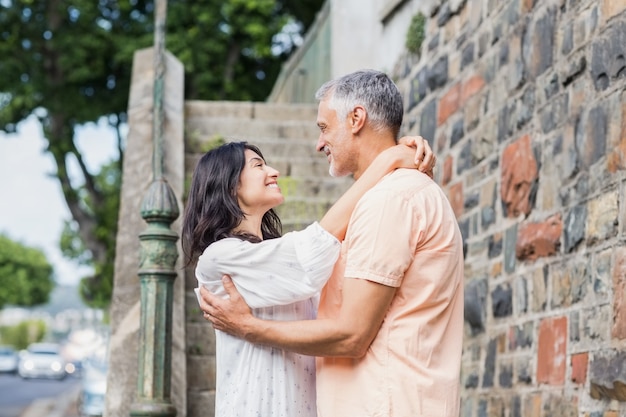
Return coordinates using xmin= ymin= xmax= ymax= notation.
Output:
xmin=195 ymin=222 xmax=340 ymax=309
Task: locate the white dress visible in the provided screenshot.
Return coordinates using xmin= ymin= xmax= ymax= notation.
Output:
xmin=195 ymin=222 xmax=340 ymax=417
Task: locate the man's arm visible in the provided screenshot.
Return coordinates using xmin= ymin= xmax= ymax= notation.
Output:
xmin=200 ymin=275 xmax=395 ymax=357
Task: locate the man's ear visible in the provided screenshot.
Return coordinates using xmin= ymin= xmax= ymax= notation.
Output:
xmin=349 ymin=105 xmax=367 ymax=134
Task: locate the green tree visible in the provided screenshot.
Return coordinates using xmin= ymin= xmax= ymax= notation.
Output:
xmin=0 ymin=320 xmax=47 ymax=350
xmin=0 ymin=235 xmax=55 ymax=309
xmin=0 ymin=0 xmax=324 ymax=308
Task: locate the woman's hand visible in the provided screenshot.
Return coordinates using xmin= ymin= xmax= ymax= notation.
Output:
xmin=395 ymin=136 xmax=436 ymax=178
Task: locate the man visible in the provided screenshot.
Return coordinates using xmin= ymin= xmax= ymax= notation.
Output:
xmin=200 ymin=69 xmax=464 ymax=416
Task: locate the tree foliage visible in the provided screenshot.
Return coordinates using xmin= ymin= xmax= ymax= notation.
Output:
xmin=0 ymin=235 xmax=55 ymax=309
xmin=0 ymin=320 xmax=47 ymax=350
xmin=0 ymin=0 xmax=324 ymax=308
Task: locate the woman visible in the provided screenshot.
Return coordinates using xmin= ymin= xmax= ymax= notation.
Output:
xmin=181 ymin=139 xmax=433 ymax=417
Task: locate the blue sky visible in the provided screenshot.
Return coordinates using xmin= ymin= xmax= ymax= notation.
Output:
xmin=0 ymin=116 xmax=118 ymax=286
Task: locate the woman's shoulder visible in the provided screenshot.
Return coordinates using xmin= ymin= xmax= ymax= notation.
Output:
xmin=199 ymin=237 xmax=248 ymax=259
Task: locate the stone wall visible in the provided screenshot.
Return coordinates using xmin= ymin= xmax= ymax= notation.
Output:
xmin=390 ymin=0 xmax=626 ymax=415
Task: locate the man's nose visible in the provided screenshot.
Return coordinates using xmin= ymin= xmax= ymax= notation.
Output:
xmin=316 ymin=135 xmax=325 ymax=152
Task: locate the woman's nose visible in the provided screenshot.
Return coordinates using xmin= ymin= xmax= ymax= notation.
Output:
xmin=267 ymin=165 xmax=279 ymax=177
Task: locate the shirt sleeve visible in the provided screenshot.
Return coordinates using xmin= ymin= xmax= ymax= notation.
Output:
xmin=195 ymin=222 xmax=341 ymax=309
xmin=344 ymin=187 xmax=418 ymax=287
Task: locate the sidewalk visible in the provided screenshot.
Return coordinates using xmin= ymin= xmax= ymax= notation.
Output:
xmin=19 ymin=384 xmax=81 ymax=417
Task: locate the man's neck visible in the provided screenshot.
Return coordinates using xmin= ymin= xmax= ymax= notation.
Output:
xmin=353 ymin=131 xmax=397 ymax=180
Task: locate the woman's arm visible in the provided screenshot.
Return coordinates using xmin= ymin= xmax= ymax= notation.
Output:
xmin=196 ymin=223 xmax=340 ymax=309
xmin=319 ymin=136 xmax=433 ymax=241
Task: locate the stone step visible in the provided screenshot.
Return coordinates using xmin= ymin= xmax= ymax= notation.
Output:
xmin=188 ymin=138 xmax=325 ymax=168
xmin=186 ymin=118 xmax=319 ymax=143
xmin=277 ymin=176 xmax=353 ymax=200
xmin=185 ymin=100 xmax=318 ymax=122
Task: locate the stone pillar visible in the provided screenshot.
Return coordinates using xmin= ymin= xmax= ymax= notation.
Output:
xmin=105 ymin=46 xmax=186 ymax=417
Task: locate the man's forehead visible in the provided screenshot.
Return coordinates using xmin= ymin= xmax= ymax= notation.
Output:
xmin=317 ymin=99 xmax=334 ymax=120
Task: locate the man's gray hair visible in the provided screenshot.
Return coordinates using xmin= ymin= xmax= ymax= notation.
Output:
xmin=315 ymin=69 xmax=404 ymax=139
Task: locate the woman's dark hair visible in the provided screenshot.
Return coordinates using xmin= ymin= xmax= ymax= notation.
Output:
xmin=181 ymin=141 xmax=282 ymax=267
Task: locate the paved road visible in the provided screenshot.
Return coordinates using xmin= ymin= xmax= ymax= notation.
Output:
xmin=0 ymin=373 xmax=81 ymax=417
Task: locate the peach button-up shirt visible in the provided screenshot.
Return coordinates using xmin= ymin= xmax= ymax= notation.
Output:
xmin=316 ymin=169 xmax=465 ymax=417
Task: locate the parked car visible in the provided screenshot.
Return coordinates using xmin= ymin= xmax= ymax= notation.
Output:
xmin=18 ymin=342 xmax=67 ymax=379
xmin=0 ymin=346 xmax=18 ymax=374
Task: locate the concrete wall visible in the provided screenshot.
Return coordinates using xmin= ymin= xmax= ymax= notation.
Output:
xmin=269 ymin=0 xmax=440 ymax=103
xmin=106 ymin=47 xmax=186 ymax=417
xmin=268 ymin=2 xmax=332 ymax=103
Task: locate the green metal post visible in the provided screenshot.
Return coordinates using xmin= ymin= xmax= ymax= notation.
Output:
xmin=130 ymin=0 xmax=178 ymax=415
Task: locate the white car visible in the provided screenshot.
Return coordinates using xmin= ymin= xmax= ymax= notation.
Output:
xmin=18 ymin=343 xmax=67 ymax=380
xmin=0 ymin=346 xmax=18 ymax=373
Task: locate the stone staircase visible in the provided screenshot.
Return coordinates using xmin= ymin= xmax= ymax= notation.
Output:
xmin=184 ymin=100 xmax=354 ymax=231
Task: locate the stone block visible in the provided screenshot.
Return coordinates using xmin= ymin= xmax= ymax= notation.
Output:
xmin=541 ymin=394 xmax=579 ymax=416
xmin=420 ymin=99 xmax=438 ymax=146
xmin=523 ymin=7 xmax=556 ymax=79
xmin=460 ymin=74 xmax=486 ymax=106
xmin=488 ymin=232 xmax=503 ymax=258
xmin=482 ymin=338 xmax=497 ymax=387
xmin=252 ymin=102 xmax=318 ymax=121
xmin=457 ymin=141 xmax=473 ymax=175
xmin=492 ymin=283 xmax=512 ymax=318
xmin=586 ymin=190 xmax=618 ymax=245
xmin=530 ymin=266 xmax=547 ymax=312
xmin=523 ymin=393 xmax=542 ymax=417
xmin=582 ymin=305 xmax=611 ymax=343
xmin=442 ymin=154 xmax=453 ymax=186
xmin=551 ymin=257 xmax=591 ymax=308
xmin=607 ymin=90 xmax=626 ymax=173
xmin=191 ymin=119 xmax=319 ymax=143
xmin=186 ymin=354 xmax=217 ymax=391
xmin=501 ymin=134 xmax=538 ymax=217
xmin=612 ymin=247 xmax=626 ymax=340
xmin=438 ymin=83 xmax=461 ymax=126
xmin=590 ymin=350 xmax=626 ymax=401
xmin=514 ymin=275 xmax=528 ymax=314
xmin=427 ymin=55 xmax=450 ymax=92
xmin=515 ymin=214 xmax=562 ymax=261
xmin=539 ymin=93 xmax=568 ymax=133
xmin=448 ymin=181 xmax=464 ymax=217
xmin=508 ymin=321 xmax=533 ymax=350
xmin=564 ymin=205 xmax=586 ymax=252
xmin=464 ymin=278 xmax=488 ymax=335
xmin=471 ymin=128 xmax=496 ymax=167
xmin=499 ymin=361 xmax=513 ymax=388
xmin=571 ymin=352 xmax=588 ymax=384
xmin=590 ymin=21 xmax=626 ymax=91
xmin=504 ymin=224 xmax=518 ymax=274
xmin=576 ymin=104 xmax=608 ymax=171
xmin=186 ymin=322 xmax=216 ymax=356
xmin=186 ymin=100 xmax=254 ymax=119
xmin=601 ymin=0 xmax=626 ymax=23
xmin=187 ymin=390 xmax=216 ymax=417
xmin=536 ymin=316 xmax=567 ymax=385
